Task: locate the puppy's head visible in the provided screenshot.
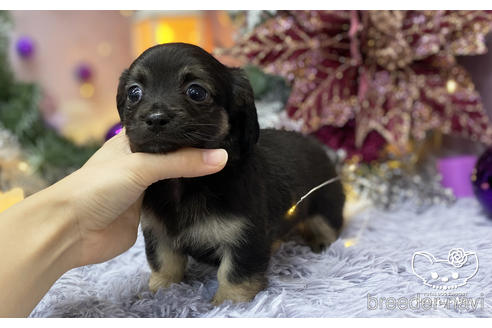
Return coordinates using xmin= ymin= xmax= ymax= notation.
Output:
xmin=117 ymin=43 xmax=259 ymax=159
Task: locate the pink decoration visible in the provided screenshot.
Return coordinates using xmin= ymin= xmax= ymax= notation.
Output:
xmin=221 ymin=11 xmax=492 ymax=161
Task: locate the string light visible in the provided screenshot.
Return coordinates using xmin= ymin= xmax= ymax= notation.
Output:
xmin=446 ymin=79 xmax=457 ymax=94
xmin=344 ymin=239 xmax=357 ymax=247
xmin=285 ymin=176 xmax=341 ymax=220
xmin=282 ymin=173 xmax=369 ymax=248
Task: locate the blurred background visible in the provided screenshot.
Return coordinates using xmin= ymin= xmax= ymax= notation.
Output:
xmin=1 ymin=10 xmax=492 ymax=217
xmin=8 ymin=10 xmax=236 ymax=144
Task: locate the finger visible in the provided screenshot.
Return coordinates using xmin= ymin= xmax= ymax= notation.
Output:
xmin=128 ymin=148 xmax=228 ymax=186
xmin=84 ymin=129 xmax=131 ymax=167
xmin=104 ymin=128 xmax=131 ymax=154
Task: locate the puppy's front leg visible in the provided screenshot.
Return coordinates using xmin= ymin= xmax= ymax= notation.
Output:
xmin=212 ymin=247 xmax=269 ymax=305
xmin=148 ymin=248 xmax=187 ymax=293
xmin=143 ymin=227 xmax=187 ymax=293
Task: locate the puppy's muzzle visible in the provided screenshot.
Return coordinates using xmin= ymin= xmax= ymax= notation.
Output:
xmin=143 ymin=111 xmax=175 ymax=132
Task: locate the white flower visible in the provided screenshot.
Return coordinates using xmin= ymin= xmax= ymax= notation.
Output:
xmin=448 ymin=248 xmax=467 ymax=268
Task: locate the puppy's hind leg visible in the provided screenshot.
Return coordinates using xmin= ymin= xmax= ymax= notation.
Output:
xmin=298 ymin=215 xmax=340 ymax=253
xmin=298 ymin=184 xmax=345 ymax=253
xmin=142 ymin=226 xmax=187 ymax=293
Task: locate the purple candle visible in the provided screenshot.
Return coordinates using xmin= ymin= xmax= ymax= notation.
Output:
xmin=437 ymin=155 xmax=477 ymax=198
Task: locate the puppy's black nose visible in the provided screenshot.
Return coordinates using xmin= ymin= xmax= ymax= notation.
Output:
xmin=145 ymin=113 xmax=171 ymax=128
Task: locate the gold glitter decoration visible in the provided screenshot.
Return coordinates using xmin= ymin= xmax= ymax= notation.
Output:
xmin=219 ymin=11 xmax=492 ymax=151
xmin=340 ymin=154 xmax=456 ymax=212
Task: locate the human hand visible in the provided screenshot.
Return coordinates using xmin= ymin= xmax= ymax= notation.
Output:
xmin=53 ymin=130 xmax=228 ymax=267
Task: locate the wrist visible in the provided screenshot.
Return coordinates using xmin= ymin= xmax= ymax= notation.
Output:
xmin=36 ymin=181 xmax=81 ymax=271
xmin=0 ymin=180 xmax=80 ymax=316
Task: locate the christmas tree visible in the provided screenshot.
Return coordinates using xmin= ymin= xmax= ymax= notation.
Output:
xmin=0 ymin=11 xmax=98 ymax=189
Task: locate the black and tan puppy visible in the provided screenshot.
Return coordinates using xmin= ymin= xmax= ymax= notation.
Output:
xmin=116 ymin=43 xmax=345 ymax=305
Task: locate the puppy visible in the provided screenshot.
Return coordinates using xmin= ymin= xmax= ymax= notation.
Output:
xmin=116 ymin=43 xmax=345 ymax=305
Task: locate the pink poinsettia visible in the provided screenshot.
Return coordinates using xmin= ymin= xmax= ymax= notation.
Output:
xmin=220 ymin=10 xmax=492 ymax=161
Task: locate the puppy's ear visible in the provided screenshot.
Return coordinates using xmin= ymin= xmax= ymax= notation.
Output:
xmin=116 ymin=69 xmax=129 ymax=121
xmin=229 ymin=68 xmax=259 ymax=155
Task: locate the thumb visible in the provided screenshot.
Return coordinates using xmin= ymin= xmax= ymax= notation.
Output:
xmin=128 ymin=148 xmax=228 ymax=186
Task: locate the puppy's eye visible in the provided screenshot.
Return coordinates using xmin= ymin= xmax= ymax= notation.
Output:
xmin=186 ymin=84 xmax=207 ymax=102
xmin=128 ymin=86 xmax=142 ymax=103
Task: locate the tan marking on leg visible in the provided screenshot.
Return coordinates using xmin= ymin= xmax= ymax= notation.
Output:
xmin=212 ymin=251 xmax=266 ymax=305
xmin=299 ymin=215 xmax=339 ymax=253
xmin=296 ymin=221 xmax=312 ymax=241
xmin=149 ymin=247 xmax=188 ymax=293
xmin=142 ymin=212 xmax=188 ymax=293
xmin=271 ymin=240 xmax=282 ymax=255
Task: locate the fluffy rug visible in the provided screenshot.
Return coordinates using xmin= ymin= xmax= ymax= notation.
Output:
xmin=29 ymin=197 xmax=492 ymax=317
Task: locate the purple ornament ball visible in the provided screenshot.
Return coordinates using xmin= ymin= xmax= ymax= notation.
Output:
xmin=105 ymin=122 xmax=122 ymax=141
xmin=472 ymin=148 xmax=492 ymax=217
xmin=16 ymin=36 xmax=35 ymax=59
xmin=76 ymin=63 xmax=93 ymax=82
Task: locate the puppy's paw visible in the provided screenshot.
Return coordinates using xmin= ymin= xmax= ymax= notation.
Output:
xmin=308 ymin=240 xmax=329 ymax=253
xmin=306 ymin=229 xmax=338 ymax=253
xmin=211 ymin=277 xmax=265 ymax=306
xmin=211 ymin=294 xmax=227 ymax=306
xmin=148 ymin=271 xmax=183 ymax=293
xmin=211 ymin=287 xmax=255 ymax=306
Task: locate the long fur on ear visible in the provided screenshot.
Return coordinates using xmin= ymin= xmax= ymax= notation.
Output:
xmin=116 ymin=69 xmax=129 ymax=121
xmin=228 ymin=68 xmax=260 ymax=156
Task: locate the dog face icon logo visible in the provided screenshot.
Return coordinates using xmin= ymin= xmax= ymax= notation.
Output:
xmin=411 ymin=248 xmax=479 ymax=290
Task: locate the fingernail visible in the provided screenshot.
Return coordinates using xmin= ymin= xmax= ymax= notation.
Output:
xmin=202 ymin=149 xmax=227 ymax=166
